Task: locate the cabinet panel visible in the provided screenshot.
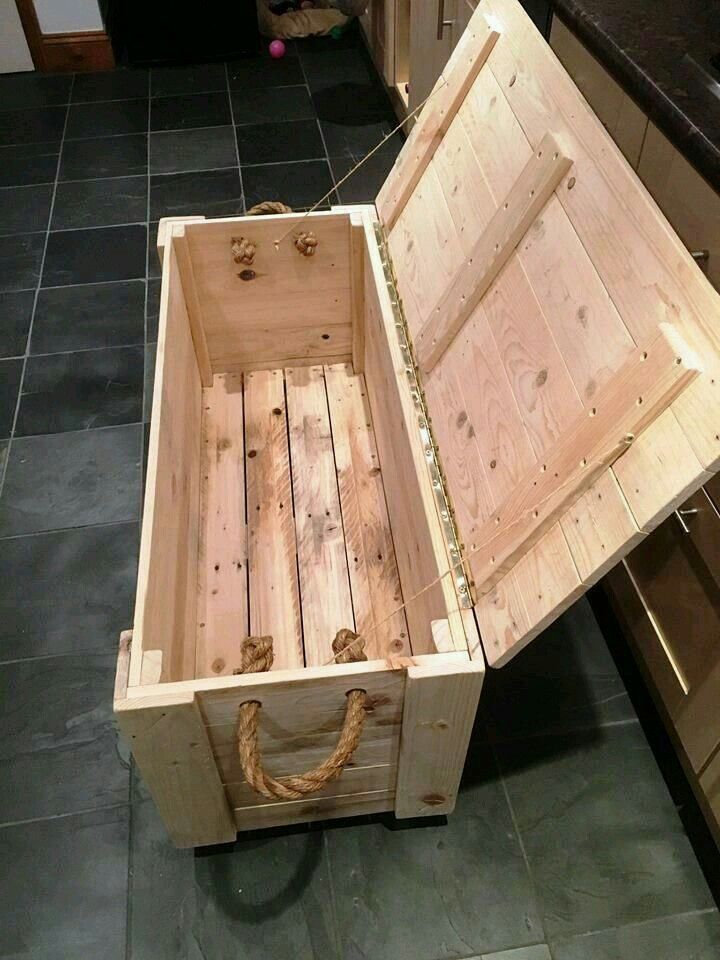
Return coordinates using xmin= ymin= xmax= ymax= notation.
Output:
xmin=638 ymin=122 xmax=720 ymax=292
xmin=550 ymin=18 xmax=647 ymax=168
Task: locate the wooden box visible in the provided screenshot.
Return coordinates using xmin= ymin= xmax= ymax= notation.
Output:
xmin=115 ymin=0 xmax=720 ymax=848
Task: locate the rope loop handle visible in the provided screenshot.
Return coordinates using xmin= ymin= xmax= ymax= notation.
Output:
xmin=236 ymin=630 xmax=368 ymax=801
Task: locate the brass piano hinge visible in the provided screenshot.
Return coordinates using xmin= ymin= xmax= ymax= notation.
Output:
xmin=374 ymin=221 xmax=473 ymax=608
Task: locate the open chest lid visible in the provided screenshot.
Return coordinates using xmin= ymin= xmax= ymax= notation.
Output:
xmin=373 ymin=0 xmax=720 ymax=667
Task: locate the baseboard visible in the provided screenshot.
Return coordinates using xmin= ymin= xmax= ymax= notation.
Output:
xmin=40 ymin=29 xmax=115 ymax=72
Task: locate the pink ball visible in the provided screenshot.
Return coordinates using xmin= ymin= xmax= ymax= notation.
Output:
xmin=269 ymin=39 xmax=286 ymax=59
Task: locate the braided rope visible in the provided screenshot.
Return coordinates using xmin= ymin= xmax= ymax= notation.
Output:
xmin=246 ymin=201 xmax=293 ymax=216
xmin=236 ymin=629 xmax=368 ymax=801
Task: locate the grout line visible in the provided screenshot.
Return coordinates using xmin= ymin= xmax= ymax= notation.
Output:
xmin=321 ymin=829 xmax=345 ymax=960
xmin=0 ymin=515 xmax=139 ymax=544
xmin=0 ymin=75 xmax=75 ymax=501
xmin=0 ymin=801 xmax=131 ymax=831
xmin=488 ymin=736 xmax=549 ymax=946
xmin=225 ymin=61 xmax=245 ymax=210
xmin=1 ymin=418 xmax=143 ymax=446
xmin=19 ymin=342 xmax=145 ymax=361
xmin=294 ymin=53 xmax=339 ymax=207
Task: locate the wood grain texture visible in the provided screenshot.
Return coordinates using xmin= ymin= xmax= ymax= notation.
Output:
xmin=286 ymin=365 xmax=355 ymax=664
xmin=325 ymin=362 xmax=410 ymax=659
xmin=395 ymin=657 xmax=483 ymax=817
xmin=195 ymin=373 xmax=249 ymax=680
xmin=131 ymin=242 xmax=202 ymax=685
xmin=376 ymin=19 xmax=499 ymax=230
xmin=171 ymin=225 xmax=213 ymax=387
xmin=470 ymin=323 xmax=700 ymax=595
xmin=233 ymin=790 xmax=394 ymax=831
xmin=361 ymin=215 xmax=469 ymax=655
xmin=116 ymin=693 xmax=236 ymax=848
xmin=185 ymin=213 xmax=352 ymax=370
xmin=416 ymin=132 xmax=573 ymax=372
xmin=244 ymin=369 xmax=304 ymax=669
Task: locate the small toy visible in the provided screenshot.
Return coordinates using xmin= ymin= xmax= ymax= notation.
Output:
xmin=269 ymin=39 xmax=286 ymax=58
xmin=330 ymin=25 xmax=344 ymax=39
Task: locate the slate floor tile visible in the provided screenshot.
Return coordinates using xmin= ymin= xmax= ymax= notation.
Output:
xmin=242 ymin=159 xmax=336 ymax=210
xmin=0 ymin=521 xmax=138 ymax=661
xmin=0 ymin=806 xmax=129 ymax=959
xmin=43 ymin=224 xmax=147 ymax=286
xmin=0 ymin=423 xmax=141 ymax=536
xmin=0 ymin=231 xmax=45 ymax=292
xmin=483 ymin=947 xmax=552 ymax=960
xmin=236 ymin=119 xmax=325 ymax=165
xmin=51 ymin=176 xmax=148 ymax=230
xmin=0 ymin=289 xmax=34 ymax=358
xmin=151 ymin=62 xmax=227 ymax=97
xmin=144 ymin=343 xmax=156 ymax=421
xmin=129 ymin=799 xmax=338 ymax=960
xmin=59 ymin=132 xmax=148 ymax=181
xmin=16 ymin=345 xmax=144 ymax=437
xmin=32 ymin=279 xmax=145 ymax=354
xmin=480 ymin=598 xmax=636 ymax=741
xmin=150 ymin=168 xmax=242 ymax=220
xmin=232 ymin=85 xmax=315 ymax=125
xmin=330 ymin=151 xmax=398 ymax=203
xmin=65 ymin=99 xmax=149 ymax=140
xmin=0 ymin=105 xmax=67 ymax=146
xmin=0 ymin=72 xmax=72 ymax=110
xmin=0 ymin=652 xmax=130 ymax=822
xmin=149 ymin=125 xmax=237 ymax=174
xmin=147 ymin=221 xmax=161 ymax=279
xmin=496 ymin=723 xmax=714 ymax=940
xmin=301 ymin=47 xmax=374 ymax=91
xmin=319 ymin=116 xmax=401 ymax=160
xmin=150 ymin=91 xmax=231 ymax=132
xmin=72 ymin=68 xmax=149 ymax=103
xmin=227 ymin=54 xmax=304 ymax=90
xmin=0 ymin=183 xmax=53 ymax=236
xmin=0 ymin=140 xmax=59 ymax=187
xmin=146 ymin=277 xmax=161 ymax=340
xmin=550 ymin=910 xmax=720 ymax=960
xmin=0 ymin=358 xmax=22 ymax=439
xmin=329 ymin=743 xmax=543 ymax=960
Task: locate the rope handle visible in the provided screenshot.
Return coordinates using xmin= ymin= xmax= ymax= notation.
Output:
xmin=235 ymin=630 xmax=368 ymax=801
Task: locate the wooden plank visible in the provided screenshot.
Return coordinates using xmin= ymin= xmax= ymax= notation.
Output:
xmin=244 ymin=369 xmax=303 ymax=670
xmin=170 ymin=225 xmax=213 ymax=387
xmin=210 ymin=724 xmax=399 ymax=784
xmin=395 ymin=657 xmax=483 ymax=817
xmin=361 ymin=216 xmax=468 ymax=655
xmin=223 ymin=353 xmax=351 ymax=376
xmin=476 ymin=523 xmax=584 ymax=667
xmin=611 ymin=409 xmax=711 ymax=533
xmin=156 ymin=215 xmax=205 ymax=266
xmin=560 ymin=469 xmax=644 ymax=585
xmin=233 ymin=790 xmax=394 ymax=831
xmin=416 ymin=132 xmax=573 ymax=373
xmin=286 ymin=365 xmax=355 ymax=665
xmin=195 ymin=372 xmax=249 ymax=679
xmin=140 ymin=650 xmax=163 ymax=685
xmin=482 ymin=254 xmax=584 ymax=457
xmin=227 ymin=763 xmax=396 ymax=808
xmin=184 ymin=213 xmax=352 ymax=370
xmin=130 ymin=242 xmax=202 ymax=686
xmin=349 ymin=211 xmax=366 ymax=373
xmin=324 ymin=362 xmax=410 ymax=659
xmin=482 ymin=0 xmax=720 ymax=471
xmin=115 ymin=693 xmax=236 ymax=848
xmin=469 ymin=324 xmax=700 ymax=595
xmin=376 ymin=20 xmax=499 ymax=231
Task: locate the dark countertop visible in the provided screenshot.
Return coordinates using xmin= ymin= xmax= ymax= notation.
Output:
xmin=552 ymin=0 xmax=720 ymax=193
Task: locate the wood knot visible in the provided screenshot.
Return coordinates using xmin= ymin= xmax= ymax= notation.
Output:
xmin=422 ymin=793 xmax=447 ymax=806
xmin=239 ymin=269 xmax=256 ymax=281
xmin=294 ymin=231 xmax=318 ymax=257
xmin=231 ymin=236 xmax=256 ymax=265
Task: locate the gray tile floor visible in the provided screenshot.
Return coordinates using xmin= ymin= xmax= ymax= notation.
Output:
xmin=0 ymin=26 xmax=718 ymax=960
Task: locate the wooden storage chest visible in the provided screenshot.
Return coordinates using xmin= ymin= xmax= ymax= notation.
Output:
xmin=115 ymin=0 xmax=720 ymax=848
